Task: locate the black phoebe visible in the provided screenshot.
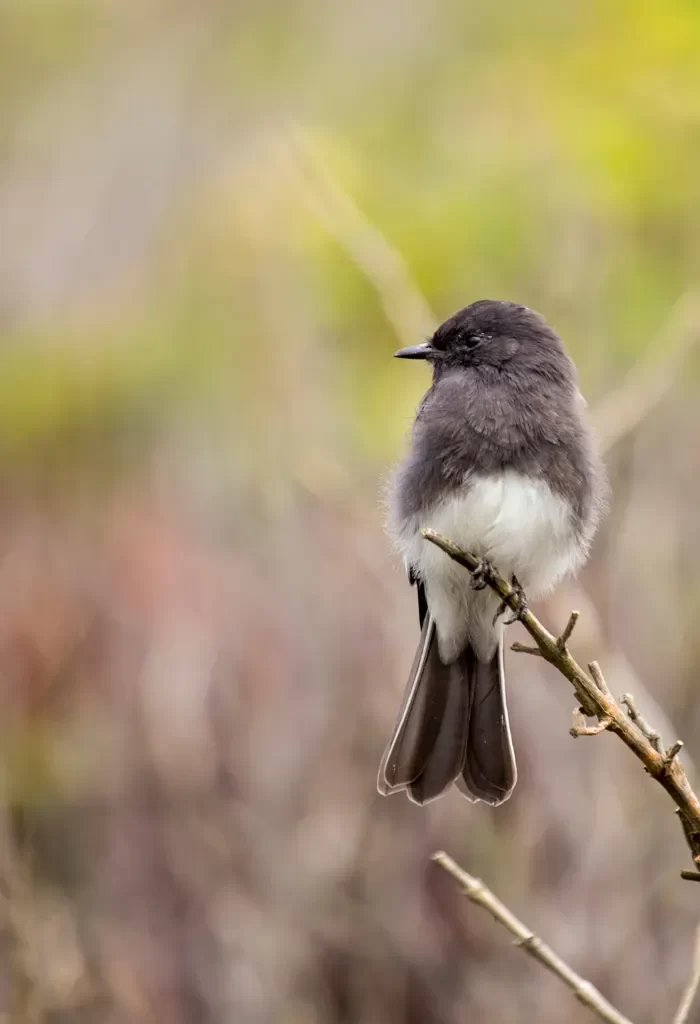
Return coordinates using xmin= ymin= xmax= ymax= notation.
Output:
xmin=378 ymin=300 xmax=605 ymax=806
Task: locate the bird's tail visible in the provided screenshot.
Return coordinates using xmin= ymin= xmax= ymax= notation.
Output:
xmin=377 ymin=616 xmax=516 ymax=805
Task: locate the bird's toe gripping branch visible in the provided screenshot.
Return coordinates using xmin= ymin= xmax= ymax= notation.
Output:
xmin=494 ymin=574 xmax=528 ymax=627
xmin=469 ymin=556 xmax=497 ymax=591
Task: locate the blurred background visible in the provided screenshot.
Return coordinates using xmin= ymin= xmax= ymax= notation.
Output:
xmin=1 ymin=2 xmax=700 ymax=1022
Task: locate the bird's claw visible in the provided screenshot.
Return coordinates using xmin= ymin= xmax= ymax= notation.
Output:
xmin=470 ymin=558 xmax=496 ymax=591
xmin=493 ymin=575 xmax=528 ymax=626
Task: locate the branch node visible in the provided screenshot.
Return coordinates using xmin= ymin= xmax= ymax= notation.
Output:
xmin=574 ymin=687 xmax=600 ymax=720
xmin=665 ymin=740 xmax=684 ymax=766
xmin=677 ymin=810 xmax=700 ymax=868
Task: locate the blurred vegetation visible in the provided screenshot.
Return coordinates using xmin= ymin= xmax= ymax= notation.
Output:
xmin=0 ymin=1 xmax=700 ymax=1022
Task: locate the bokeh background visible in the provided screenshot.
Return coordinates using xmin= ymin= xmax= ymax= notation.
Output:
xmin=2 ymin=2 xmax=700 ymax=1022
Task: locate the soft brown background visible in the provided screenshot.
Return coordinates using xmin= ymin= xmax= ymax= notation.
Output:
xmin=1 ymin=2 xmax=700 ymax=1022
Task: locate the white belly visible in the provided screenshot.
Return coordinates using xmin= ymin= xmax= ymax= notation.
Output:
xmin=395 ymin=471 xmax=585 ymax=663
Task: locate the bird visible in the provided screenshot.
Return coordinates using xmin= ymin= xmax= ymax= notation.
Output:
xmin=377 ymin=299 xmax=606 ymax=807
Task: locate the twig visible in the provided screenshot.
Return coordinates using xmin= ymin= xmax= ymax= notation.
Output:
xmin=673 ymin=922 xmax=700 ymax=1024
xmin=432 ymin=852 xmax=634 ymax=1024
xmin=557 ymin=610 xmax=580 ymax=652
xmin=421 ymin=528 xmax=700 ymax=878
xmin=589 ymin=661 xmax=613 ymax=699
xmin=621 ymin=694 xmax=663 ymax=753
xmin=571 ymin=707 xmax=612 ymax=738
xmin=565 ymin=585 xmax=694 ymax=778
xmin=511 ymin=642 xmax=543 ymax=657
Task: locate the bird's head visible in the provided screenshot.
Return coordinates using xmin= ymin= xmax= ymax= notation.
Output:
xmin=394 ymin=300 xmax=574 ymax=385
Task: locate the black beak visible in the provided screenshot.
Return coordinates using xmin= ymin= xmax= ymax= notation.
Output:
xmin=393 ymin=341 xmax=434 ymax=360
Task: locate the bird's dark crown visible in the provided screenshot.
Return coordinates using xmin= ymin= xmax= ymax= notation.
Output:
xmin=394 ymin=299 xmax=572 ymax=384
xmin=431 ymin=300 xmax=559 ymax=362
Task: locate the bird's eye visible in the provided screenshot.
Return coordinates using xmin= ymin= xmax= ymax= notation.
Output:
xmin=462 ymin=330 xmax=487 ymax=348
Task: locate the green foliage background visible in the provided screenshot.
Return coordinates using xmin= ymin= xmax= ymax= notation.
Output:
xmin=3 ymin=1 xmax=700 ymax=468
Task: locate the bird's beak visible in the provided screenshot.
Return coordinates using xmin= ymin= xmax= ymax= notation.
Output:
xmin=393 ymin=341 xmax=434 ymax=360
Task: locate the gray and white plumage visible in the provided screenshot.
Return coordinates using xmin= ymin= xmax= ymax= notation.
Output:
xmin=378 ymin=300 xmax=606 ymax=806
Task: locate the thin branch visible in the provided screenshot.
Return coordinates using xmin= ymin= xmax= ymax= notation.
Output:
xmin=421 ymin=528 xmax=700 ymax=878
xmin=673 ymin=922 xmax=700 ymax=1024
xmin=620 ymin=693 xmax=663 ymax=753
xmin=557 ymin=610 xmax=580 ymax=652
xmin=571 ymin=707 xmax=612 ymax=738
xmin=589 ymin=661 xmax=613 ymax=699
xmin=564 ymin=584 xmax=694 ymax=777
xmin=283 ymin=124 xmax=438 ymax=349
xmin=511 ymin=642 xmax=543 ymax=657
xmin=432 ymin=852 xmax=634 ymax=1024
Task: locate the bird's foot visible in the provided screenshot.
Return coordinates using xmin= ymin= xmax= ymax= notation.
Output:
xmin=493 ymin=575 xmax=529 ymax=626
xmin=470 ymin=558 xmax=497 ymax=591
